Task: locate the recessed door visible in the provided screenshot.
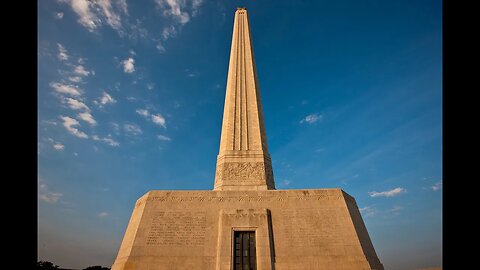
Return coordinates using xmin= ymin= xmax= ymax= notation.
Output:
xmin=233 ymin=231 xmax=256 ymax=270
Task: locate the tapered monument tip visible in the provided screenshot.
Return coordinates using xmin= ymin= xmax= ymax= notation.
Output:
xmin=236 ymin=7 xmax=247 ymax=11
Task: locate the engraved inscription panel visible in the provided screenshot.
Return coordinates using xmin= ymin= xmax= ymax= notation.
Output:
xmin=146 ymin=194 xmax=343 ymax=203
xmin=146 ymin=211 xmax=207 ymax=246
xmin=282 ymin=209 xmax=342 ymax=247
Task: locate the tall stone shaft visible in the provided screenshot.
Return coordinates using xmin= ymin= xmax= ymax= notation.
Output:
xmin=214 ymin=8 xmax=275 ymax=191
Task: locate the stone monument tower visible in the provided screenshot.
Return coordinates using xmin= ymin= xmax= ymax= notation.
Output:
xmin=214 ymin=7 xmax=274 ymax=191
xmin=111 ymin=8 xmax=384 ymax=270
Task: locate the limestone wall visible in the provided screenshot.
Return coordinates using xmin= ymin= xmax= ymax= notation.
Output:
xmin=112 ymin=189 xmax=383 ymax=270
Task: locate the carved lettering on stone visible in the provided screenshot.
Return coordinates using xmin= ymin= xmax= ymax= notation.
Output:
xmin=282 ymin=209 xmax=343 ymax=247
xmin=146 ymin=211 xmax=207 ymax=246
xmin=146 ymin=194 xmax=341 ymax=203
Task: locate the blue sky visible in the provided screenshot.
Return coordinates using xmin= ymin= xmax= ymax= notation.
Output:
xmin=38 ymin=0 xmax=442 ymax=269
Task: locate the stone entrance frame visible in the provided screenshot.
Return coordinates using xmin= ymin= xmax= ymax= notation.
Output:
xmin=216 ymin=208 xmax=274 ymax=270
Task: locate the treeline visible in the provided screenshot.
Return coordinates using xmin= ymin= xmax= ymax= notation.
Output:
xmin=37 ymin=261 xmax=110 ymax=270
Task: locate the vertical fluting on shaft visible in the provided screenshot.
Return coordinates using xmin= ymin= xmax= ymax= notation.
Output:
xmin=214 ymin=8 xmax=275 ymax=191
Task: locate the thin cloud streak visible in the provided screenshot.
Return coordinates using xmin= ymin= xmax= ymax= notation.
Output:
xmin=300 ymin=113 xmax=323 ymax=124
xmin=369 ymin=187 xmax=406 ymax=197
xmin=431 ymin=182 xmax=442 ymax=191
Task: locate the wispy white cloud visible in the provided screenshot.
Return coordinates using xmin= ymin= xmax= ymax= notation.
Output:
xmin=110 ymin=122 xmax=120 ymax=134
xmin=92 ymin=135 xmax=120 ymax=147
xmin=60 ymin=116 xmax=88 ymax=138
xmin=147 ymin=83 xmax=155 ymax=90
xmin=59 ymin=0 xmax=100 ymax=31
xmin=136 ymin=108 xmax=150 ymax=117
xmin=97 ymin=0 xmax=122 ymax=30
xmin=124 ymin=123 xmax=142 ymax=135
xmin=63 ymin=97 xmax=90 ymax=111
xmin=127 ymin=18 xmax=149 ymax=40
xmin=300 ymin=113 xmax=323 ymax=124
xmin=281 ymin=180 xmax=291 ymax=186
xmin=388 ymin=205 xmax=404 ymax=213
xmin=59 ymin=0 xmax=128 ymax=34
xmin=162 ymin=25 xmax=177 ymax=39
xmin=156 ymin=42 xmax=166 ymax=53
xmin=152 ymin=0 xmax=204 ymax=53
xmin=369 ymin=187 xmax=406 ymax=198
xmin=431 ymin=182 xmax=442 ymax=191
xmin=45 ymin=138 xmax=65 ymax=151
xmin=122 ymin=57 xmax=135 ymax=73
xmin=152 ymin=114 xmax=166 ymax=128
xmin=39 ymin=192 xmax=64 ymax=203
xmin=42 ymin=120 xmax=58 ymax=126
xmin=98 ymin=212 xmax=109 ymax=217
xmin=94 ymin=91 xmax=116 ymax=107
xmin=74 ymin=65 xmax=90 ymax=76
xmin=157 ymin=134 xmax=171 ymax=141
xmin=68 ymin=76 xmax=82 ymax=83
xmin=55 ymin=12 xmax=64 ymax=19
xmin=191 ymin=0 xmax=203 ymax=17
xmin=359 ymin=206 xmax=377 ymax=217
xmin=57 ymin=43 xmax=69 ymax=61
xmin=38 ymin=182 xmax=63 ymax=204
xmin=117 ymin=0 xmax=128 ymax=14
xmin=136 ymin=109 xmax=166 ymax=127
xmin=50 ymin=82 xmax=82 ymax=97
xmin=155 ymin=0 xmax=190 ymax=25
xmin=53 ymin=143 xmax=65 ymax=151
xmin=77 ymin=112 xmax=97 ymax=126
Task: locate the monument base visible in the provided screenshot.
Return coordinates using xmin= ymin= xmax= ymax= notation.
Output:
xmin=111 ymin=189 xmax=384 ymax=270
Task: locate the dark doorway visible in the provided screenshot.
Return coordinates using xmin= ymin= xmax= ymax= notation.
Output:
xmin=233 ymin=231 xmax=256 ymax=270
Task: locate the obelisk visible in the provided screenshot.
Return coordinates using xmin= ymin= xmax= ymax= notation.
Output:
xmin=214 ymin=8 xmax=275 ymax=191
xmin=111 ymin=8 xmax=385 ymax=270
